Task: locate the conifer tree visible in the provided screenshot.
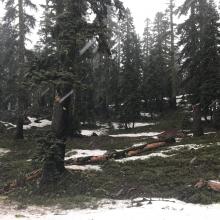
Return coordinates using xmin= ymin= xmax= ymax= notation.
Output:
xmin=198 ymin=0 xmax=220 ymax=113
xmin=2 ymin=0 xmax=36 ymax=138
xmin=0 ymin=23 xmax=18 ymax=110
xmin=119 ymin=9 xmax=142 ymax=128
xmin=30 ymin=0 xmax=124 ymax=137
xmin=178 ymin=0 xmax=220 ymax=113
xmin=142 ymin=12 xmax=170 ymax=113
xmin=142 ymin=18 xmax=154 ymax=113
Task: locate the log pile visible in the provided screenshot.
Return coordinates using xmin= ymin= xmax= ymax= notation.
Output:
xmin=65 ymin=137 xmax=175 ymax=166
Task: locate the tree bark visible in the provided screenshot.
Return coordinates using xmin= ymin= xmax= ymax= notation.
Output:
xmin=169 ymin=0 xmax=177 ymax=109
xmin=39 ymin=138 xmax=66 ymax=186
xmin=15 ymin=0 xmax=25 ymax=139
xmin=213 ymin=101 xmax=220 ymax=129
xmin=192 ymin=104 xmax=204 ymax=137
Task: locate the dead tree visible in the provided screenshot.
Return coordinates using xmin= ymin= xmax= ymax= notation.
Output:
xmin=40 ymin=89 xmax=74 ymax=186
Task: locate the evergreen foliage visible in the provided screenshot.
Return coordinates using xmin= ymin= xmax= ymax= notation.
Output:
xmin=0 ymin=0 xmax=219 ymax=136
xmin=118 ymin=9 xmax=142 ymax=127
xmin=178 ymin=0 xmax=220 ymax=113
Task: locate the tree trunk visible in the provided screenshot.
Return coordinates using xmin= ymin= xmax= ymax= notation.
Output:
xmin=193 ymin=104 xmax=204 ymax=137
xmin=39 ymin=138 xmax=66 ymax=186
xmin=169 ymin=0 xmax=177 ymax=109
xmin=15 ymin=0 xmax=25 ymax=139
xmin=213 ymin=101 xmax=220 ymax=129
xmin=52 ymin=98 xmax=65 ymax=138
xmin=15 ymin=113 xmax=24 ymax=139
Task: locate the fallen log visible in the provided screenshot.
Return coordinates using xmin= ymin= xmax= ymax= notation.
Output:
xmin=65 ymin=138 xmax=175 ymax=165
xmin=207 ymin=180 xmax=220 ymax=192
xmin=0 ymin=138 xmax=175 ymax=193
xmin=157 ymin=130 xmax=187 ymax=139
xmin=194 ymin=179 xmax=220 ymax=192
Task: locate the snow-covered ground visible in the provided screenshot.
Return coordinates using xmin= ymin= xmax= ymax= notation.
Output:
xmin=0 ymin=148 xmax=10 ymax=157
xmin=81 ymin=129 xmax=107 ymax=136
xmin=81 ymin=122 xmax=157 ymax=137
xmin=109 ymin=132 xmax=161 ymax=138
xmin=65 ymin=164 xmax=102 ymax=171
xmin=0 ymin=117 xmax=51 ymax=130
xmin=116 ymin=152 xmax=171 ymax=162
xmin=1 ymin=198 xmax=220 ymax=220
xmin=0 ymin=118 xmax=157 ymax=137
xmin=107 ymin=122 xmax=156 ymax=129
xmin=65 ymin=149 xmax=107 ymax=160
xmin=23 ymin=117 xmax=51 ymax=129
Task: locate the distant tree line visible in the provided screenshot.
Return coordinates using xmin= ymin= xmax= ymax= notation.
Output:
xmin=0 ymin=0 xmax=219 ymax=138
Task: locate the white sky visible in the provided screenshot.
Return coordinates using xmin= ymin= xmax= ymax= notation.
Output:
xmin=0 ymin=0 xmax=219 ymax=46
xmin=122 ymin=0 xmax=185 ymax=35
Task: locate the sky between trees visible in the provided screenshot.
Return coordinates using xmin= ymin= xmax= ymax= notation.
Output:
xmin=0 ymin=0 xmax=191 ymax=46
xmin=0 ymin=0 xmax=219 ymax=48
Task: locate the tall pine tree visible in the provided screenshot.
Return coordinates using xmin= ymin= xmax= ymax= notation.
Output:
xmin=119 ymin=9 xmax=142 ymax=128
xmin=2 ymin=0 xmax=37 ymax=138
xmin=178 ymin=0 xmax=220 ymax=114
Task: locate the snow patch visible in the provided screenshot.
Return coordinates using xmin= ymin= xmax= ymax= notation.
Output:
xmin=65 ymin=149 xmax=107 ymax=161
xmin=103 ymin=122 xmax=155 ymax=129
xmin=0 ymin=148 xmax=10 ymax=157
xmin=81 ymin=122 xmax=157 ymax=136
xmin=204 ymin=132 xmax=216 ymax=135
xmin=201 ymin=116 xmax=212 ymax=121
xmin=116 ymin=152 xmax=171 ymax=163
xmin=81 ymin=129 xmax=107 ymax=136
xmin=132 ymin=122 xmax=155 ymax=127
xmin=0 ymin=117 xmax=51 ymax=130
xmin=23 ymin=117 xmax=51 ymax=129
xmin=1 ymin=198 xmax=220 ymax=220
xmin=65 ymin=143 xmax=213 ymax=164
xmin=167 ymin=144 xmax=207 ymax=151
xmin=109 ymin=132 xmax=161 ymax=138
xmin=65 ymin=165 xmax=102 ymax=171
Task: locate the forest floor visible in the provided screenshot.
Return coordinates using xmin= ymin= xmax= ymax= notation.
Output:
xmin=0 ymin=110 xmax=220 ymax=218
